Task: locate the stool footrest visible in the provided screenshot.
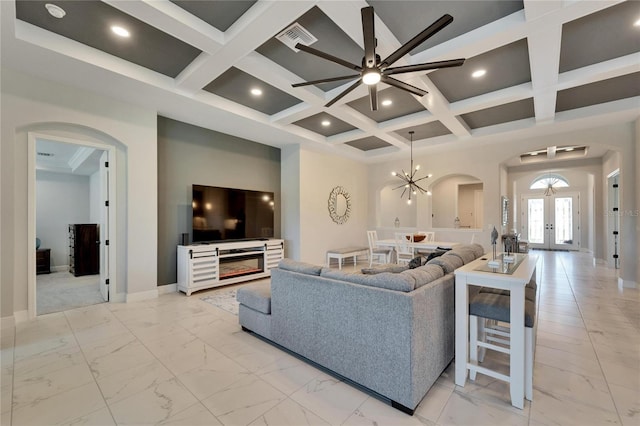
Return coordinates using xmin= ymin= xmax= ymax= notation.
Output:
xmin=468 ymin=363 xmax=510 ymax=383
xmin=478 ymin=341 xmax=511 ymax=354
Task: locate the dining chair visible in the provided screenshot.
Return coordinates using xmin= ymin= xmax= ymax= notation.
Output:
xmin=394 ymin=232 xmax=415 ymax=265
xmin=367 ymin=230 xmax=393 ymax=266
xmin=416 ymin=231 xmax=435 ymax=255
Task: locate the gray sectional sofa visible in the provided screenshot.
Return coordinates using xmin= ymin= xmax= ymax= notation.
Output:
xmin=237 ymin=243 xmax=485 ymax=414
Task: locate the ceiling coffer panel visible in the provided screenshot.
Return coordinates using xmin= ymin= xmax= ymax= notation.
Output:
xmin=15 ymin=0 xmax=202 ymax=78
xmin=346 ymin=136 xmax=392 ymax=151
xmin=169 ymin=0 xmax=256 ymax=32
xmin=556 ymin=72 xmax=640 ymax=113
xmin=348 ymin=87 xmax=426 ymax=123
xmin=429 ymin=39 xmax=531 ymax=103
xmin=460 ymin=98 xmax=534 ymax=129
xmin=203 ymin=67 xmax=303 ymax=115
xmin=394 ymin=121 xmax=452 ymax=141
xmin=293 ymin=113 xmax=357 ymax=137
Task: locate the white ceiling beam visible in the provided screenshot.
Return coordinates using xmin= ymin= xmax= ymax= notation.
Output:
xmin=527 ymin=23 xmax=562 ymax=122
xmin=523 ymin=0 xmax=562 ymax=22
xmin=557 ymin=53 xmax=640 ymax=90
xmin=175 ymin=1 xmax=314 ymax=92
xmin=451 ymin=83 xmax=533 ymax=115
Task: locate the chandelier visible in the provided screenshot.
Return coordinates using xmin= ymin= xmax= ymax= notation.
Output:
xmin=391 ymin=131 xmax=432 ymax=205
xmin=543 ymin=176 xmax=559 ymax=196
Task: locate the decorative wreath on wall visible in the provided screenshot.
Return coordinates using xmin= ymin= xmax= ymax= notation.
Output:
xmin=328 ymin=186 xmax=352 ymax=225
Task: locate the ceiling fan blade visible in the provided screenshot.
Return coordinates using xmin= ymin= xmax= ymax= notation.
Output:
xmin=369 ymin=84 xmax=378 ymax=111
xmin=381 ymin=76 xmax=427 ymax=97
xmin=361 ymin=6 xmax=377 ymax=69
xmin=380 ymin=14 xmax=453 ymax=68
xmin=295 ymin=43 xmax=362 ymax=71
xmin=325 ymin=79 xmax=362 ymax=107
xmin=383 ymin=58 xmax=465 ymax=76
xmin=292 ymin=75 xmax=360 ymax=88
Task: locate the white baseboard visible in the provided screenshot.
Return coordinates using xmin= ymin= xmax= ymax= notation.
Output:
xmin=14 ymin=310 xmax=29 ymax=323
xmin=158 ymin=284 xmax=177 ymax=295
xmin=125 ymin=289 xmax=158 ymax=303
xmin=111 ymin=293 xmax=126 ymax=303
xmin=618 ymin=277 xmax=638 ymax=289
xmin=52 ymin=265 xmax=69 ymax=272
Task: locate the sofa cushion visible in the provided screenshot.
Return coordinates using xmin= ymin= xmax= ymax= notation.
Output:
xmin=361 ymin=264 xmax=408 ymax=275
xmin=443 ymin=248 xmax=476 ymax=264
xmin=321 ymin=269 xmax=415 ymax=292
xmin=402 ymin=264 xmax=444 ymax=289
xmin=278 ymin=258 xmax=322 ymax=276
xmin=427 ymin=254 xmax=463 ymax=273
xmin=467 ymin=243 xmax=485 ymax=258
xmin=236 ymin=282 xmax=271 ymax=314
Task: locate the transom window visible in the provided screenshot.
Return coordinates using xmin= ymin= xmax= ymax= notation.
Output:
xmin=530 ymin=174 xmax=569 ymax=190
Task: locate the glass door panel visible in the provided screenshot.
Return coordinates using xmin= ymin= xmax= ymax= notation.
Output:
xmin=522 ymin=193 xmax=580 ymax=250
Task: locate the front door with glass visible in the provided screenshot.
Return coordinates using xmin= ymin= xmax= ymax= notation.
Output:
xmin=521 ymin=193 xmax=580 ymax=250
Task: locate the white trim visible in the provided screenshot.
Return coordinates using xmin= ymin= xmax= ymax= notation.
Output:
xmin=618 ymin=277 xmax=638 ymax=289
xmin=14 ymin=310 xmax=29 ymax=324
xmin=111 ymin=293 xmax=126 ymax=303
xmin=158 ymin=284 xmax=177 ymax=295
xmin=126 ymin=289 xmax=158 ymax=303
xmin=28 ymin=131 xmax=118 ymax=318
xmin=607 ymin=168 xmax=620 ymax=179
xmin=51 ymin=265 xmax=69 ymax=272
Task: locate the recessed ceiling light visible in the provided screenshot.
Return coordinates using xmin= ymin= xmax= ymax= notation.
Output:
xmin=634 ymin=18 xmax=640 ymax=27
xmin=531 ymin=152 xmax=538 ymax=156
xmin=471 ymin=69 xmax=486 ymax=78
xmin=321 ymin=120 xmax=331 ymax=126
xmin=381 ymin=99 xmax=392 ymax=106
xmin=250 ymin=88 xmax=262 ymax=96
xmin=45 ymin=3 xmax=66 ymax=19
xmin=566 ymin=147 xmax=574 ymax=152
xmin=111 ymin=26 xmax=130 ymax=38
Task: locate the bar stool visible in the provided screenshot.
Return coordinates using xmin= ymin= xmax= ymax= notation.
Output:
xmin=468 ymin=282 xmax=537 ymax=401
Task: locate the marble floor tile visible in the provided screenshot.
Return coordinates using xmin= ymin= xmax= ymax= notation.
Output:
xmin=289 ymin=374 xmax=369 ymax=425
xmin=3 ymin=250 xmax=638 ymax=425
xmin=158 ymin=402 xmax=223 ymax=425
xmin=201 ymin=374 xmax=286 ymax=426
xmin=108 ymin=377 xmax=198 ymax=424
xmin=250 ymin=397 xmax=330 ymax=426
xmin=11 ymin=381 xmax=106 ymax=426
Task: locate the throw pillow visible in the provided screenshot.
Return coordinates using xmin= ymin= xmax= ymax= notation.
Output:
xmin=426 ymin=250 xmax=447 ymax=262
xmin=408 ymin=256 xmax=426 ymax=269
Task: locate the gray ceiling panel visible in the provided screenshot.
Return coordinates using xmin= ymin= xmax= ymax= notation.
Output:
xmin=369 ymin=1 xmax=523 ymax=54
xmin=347 ymin=87 xmax=426 ymax=122
xmin=429 ymin=39 xmax=531 ymax=103
xmin=293 ymin=113 xmax=357 ymax=137
xmin=346 ymin=136 xmax=392 ymax=151
xmin=15 ymin=0 xmax=201 ymax=78
xmin=169 ymin=1 xmax=256 ymax=32
xmin=460 ymin=98 xmax=534 ymax=129
xmin=256 ymin=6 xmax=364 ymax=92
xmin=559 ymin=1 xmax=640 ymax=72
xmin=394 ymin=121 xmax=451 ymax=141
xmin=556 ymin=72 xmax=640 ymax=112
xmin=204 ymin=67 xmax=302 ymax=115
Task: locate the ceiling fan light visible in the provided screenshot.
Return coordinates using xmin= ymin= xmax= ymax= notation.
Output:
xmin=362 ymin=70 xmax=381 ymax=85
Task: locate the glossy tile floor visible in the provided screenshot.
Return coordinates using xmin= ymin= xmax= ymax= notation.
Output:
xmin=1 ymin=251 xmax=638 ymax=425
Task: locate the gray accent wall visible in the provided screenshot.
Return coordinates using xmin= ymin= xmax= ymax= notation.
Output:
xmin=157 ymin=116 xmax=281 ymax=286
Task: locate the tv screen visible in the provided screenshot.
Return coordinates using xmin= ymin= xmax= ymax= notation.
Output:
xmin=192 ymin=185 xmax=274 ymax=243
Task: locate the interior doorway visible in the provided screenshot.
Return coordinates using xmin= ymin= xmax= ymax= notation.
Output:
xmin=521 ymin=192 xmax=580 ymax=251
xmin=28 ymin=132 xmax=117 ymax=317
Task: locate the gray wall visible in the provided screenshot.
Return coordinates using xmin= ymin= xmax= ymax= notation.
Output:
xmin=157 ymin=116 xmax=281 ymax=286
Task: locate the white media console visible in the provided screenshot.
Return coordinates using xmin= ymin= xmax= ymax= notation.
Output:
xmin=177 ymin=239 xmax=284 ymax=296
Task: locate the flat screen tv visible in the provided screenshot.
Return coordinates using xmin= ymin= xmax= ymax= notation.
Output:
xmin=192 ymin=185 xmax=274 ymax=243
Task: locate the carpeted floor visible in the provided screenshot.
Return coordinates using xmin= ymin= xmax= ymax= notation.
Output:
xmin=37 ymin=271 xmax=105 ymax=315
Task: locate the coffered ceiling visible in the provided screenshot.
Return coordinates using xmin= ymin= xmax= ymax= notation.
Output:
xmin=3 ymin=0 xmax=639 ymax=164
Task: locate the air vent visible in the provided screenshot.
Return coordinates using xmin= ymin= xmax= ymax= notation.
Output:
xmin=276 ymin=23 xmax=318 ymax=52
xmin=37 ymin=152 xmax=54 ymax=157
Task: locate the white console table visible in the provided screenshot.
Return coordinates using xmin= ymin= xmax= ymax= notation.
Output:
xmin=177 ymin=239 xmax=284 ymax=296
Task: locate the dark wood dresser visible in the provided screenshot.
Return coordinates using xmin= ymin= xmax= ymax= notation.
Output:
xmin=36 ymin=248 xmax=51 ymax=275
xmin=69 ymin=224 xmax=99 ymax=276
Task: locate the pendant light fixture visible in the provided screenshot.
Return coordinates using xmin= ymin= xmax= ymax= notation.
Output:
xmin=391 ymin=131 xmax=432 ymax=205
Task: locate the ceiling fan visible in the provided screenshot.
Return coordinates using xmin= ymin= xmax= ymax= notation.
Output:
xmin=292 ymin=6 xmax=466 ymax=111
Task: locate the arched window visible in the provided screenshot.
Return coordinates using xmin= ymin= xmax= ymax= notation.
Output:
xmin=530 ymin=174 xmax=569 ymax=190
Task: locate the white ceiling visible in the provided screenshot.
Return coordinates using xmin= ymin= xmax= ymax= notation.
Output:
xmin=36 ymin=139 xmax=103 ymax=176
xmin=2 ymin=0 xmax=639 ymax=166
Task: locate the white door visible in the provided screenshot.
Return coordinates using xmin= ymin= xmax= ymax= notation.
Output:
xmin=99 ymin=151 xmax=110 ymax=301
xmin=521 ymin=193 xmax=580 ymax=250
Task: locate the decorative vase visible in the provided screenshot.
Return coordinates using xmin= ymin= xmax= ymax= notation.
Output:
xmin=394 ymin=217 xmax=400 ymax=228
xmin=454 ymin=217 xmax=461 ymax=228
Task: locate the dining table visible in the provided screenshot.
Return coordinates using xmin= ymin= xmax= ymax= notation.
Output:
xmin=376 ymin=239 xmax=459 ymax=252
